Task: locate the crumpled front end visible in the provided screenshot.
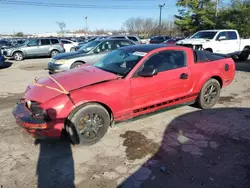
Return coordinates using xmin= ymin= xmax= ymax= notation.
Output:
xmin=12 ymin=98 xmax=65 ymax=139
xmin=176 ymin=43 xmax=204 ymax=50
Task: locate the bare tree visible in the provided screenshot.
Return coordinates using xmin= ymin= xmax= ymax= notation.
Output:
xmin=123 ymin=17 xmax=183 ymax=37
xmin=56 ymin=22 xmax=66 ymax=36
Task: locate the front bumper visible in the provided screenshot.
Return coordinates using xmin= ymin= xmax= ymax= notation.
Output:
xmin=48 ymin=61 xmax=69 ymax=74
xmin=12 ymin=102 xmax=63 ymax=139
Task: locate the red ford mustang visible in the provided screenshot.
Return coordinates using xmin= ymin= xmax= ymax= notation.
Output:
xmin=12 ymin=44 xmax=235 ymax=145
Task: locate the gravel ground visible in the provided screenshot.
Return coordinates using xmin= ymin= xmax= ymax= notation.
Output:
xmin=0 ymin=58 xmax=250 ymax=188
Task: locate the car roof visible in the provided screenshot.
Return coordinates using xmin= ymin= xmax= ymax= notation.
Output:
xmin=119 ymin=44 xmax=172 ymax=53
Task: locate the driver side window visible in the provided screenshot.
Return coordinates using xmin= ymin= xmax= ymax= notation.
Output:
xmin=28 ymin=39 xmax=39 ymax=46
xmin=141 ymin=50 xmax=186 ymax=73
xmin=216 ymin=32 xmax=227 ymax=41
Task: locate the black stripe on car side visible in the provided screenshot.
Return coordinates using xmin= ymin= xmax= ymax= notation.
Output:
xmin=133 ymin=93 xmax=199 ymax=113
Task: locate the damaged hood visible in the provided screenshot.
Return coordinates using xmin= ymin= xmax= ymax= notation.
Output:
xmin=24 ymin=65 xmax=120 ymax=103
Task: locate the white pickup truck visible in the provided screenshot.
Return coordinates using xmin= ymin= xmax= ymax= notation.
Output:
xmin=176 ymin=29 xmax=250 ymax=60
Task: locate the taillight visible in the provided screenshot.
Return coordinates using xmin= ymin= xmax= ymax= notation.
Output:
xmin=60 ymin=43 xmax=64 ymax=48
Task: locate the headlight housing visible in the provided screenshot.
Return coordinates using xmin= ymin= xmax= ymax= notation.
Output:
xmin=54 ymin=59 xmax=68 ymax=64
xmin=26 ymin=100 xmax=48 ymax=120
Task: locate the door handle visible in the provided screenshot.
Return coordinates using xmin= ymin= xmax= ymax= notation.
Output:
xmin=180 ymin=73 xmax=188 ymax=79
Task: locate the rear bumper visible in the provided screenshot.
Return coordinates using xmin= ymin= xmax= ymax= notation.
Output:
xmin=12 ymin=102 xmax=63 ymax=139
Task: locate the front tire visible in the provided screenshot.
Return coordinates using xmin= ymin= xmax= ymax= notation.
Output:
xmin=70 ymin=61 xmax=83 ymax=69
xmin=196 ymin=78 xmax=221 ymax=109
xmin=67 ymin=104 xmax=110 ymax=145
xmin=13 ymin=52 xmax=24 ymax=61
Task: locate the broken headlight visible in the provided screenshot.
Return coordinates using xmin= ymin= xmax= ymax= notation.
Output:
xmin=26 ymin=101 xmax=47 ymax=119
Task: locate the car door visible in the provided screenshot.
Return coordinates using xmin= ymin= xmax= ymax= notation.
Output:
xmin=85 ymin=41 xmax=114 ymax=64
xmin=24 ymin=39 xmax=40 ymax=56
xmin=225 ymin=31 xmax=240 ymax=54
xmin=213 ymin=31 xmax=229 ymax=54
xmin=39 ymin=39 xmax=52 ymax=55
xmin=130 ymin=50 xmax=193 ymax=115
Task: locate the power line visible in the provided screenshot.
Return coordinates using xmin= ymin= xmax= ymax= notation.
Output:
xmin=0 ymin=0 xmax=175 ymax=9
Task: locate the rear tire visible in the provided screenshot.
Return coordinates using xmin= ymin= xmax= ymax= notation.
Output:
xmin=239 ymin=50 xmax=249 ymax=61
xmin=66 ymin=104 xmax=110 ymax=145
xmin=50 ymin=50 xmax=59 ymax=57
xmin=196 ymin=78 xmax=221 ymax=109
xmin=70 ymin=61 xmax=84 ymax=69
xmin=13 ymin=52 xmax=24 ymax=61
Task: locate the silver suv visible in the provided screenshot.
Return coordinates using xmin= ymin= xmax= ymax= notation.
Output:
xmin=3 ymin=38 xmax=65 ymax=61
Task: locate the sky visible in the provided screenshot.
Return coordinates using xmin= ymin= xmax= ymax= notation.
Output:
xmin=0 ymin=0 xmax=179 ymax=34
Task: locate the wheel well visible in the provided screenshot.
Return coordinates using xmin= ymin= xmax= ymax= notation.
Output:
xmin=243 ymin=46 xmax=250 ymax=51
xmin=12 ymin=50 xmax=24 ymax=56
xmin=205 ymin=48 xmax=213 ymax=53
xmin=50 ymin=49 xmax=59 ymax=53
xmin=211 ymin=76 xmax=223 ymax=88
xmin=67 ymin=101 xmax=114 ymax=124
xmin=73 ymin=61 xmax=85 ymax=64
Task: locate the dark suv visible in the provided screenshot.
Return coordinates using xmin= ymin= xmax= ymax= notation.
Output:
xmin=3 ymin=38 xmax=65 ymax=61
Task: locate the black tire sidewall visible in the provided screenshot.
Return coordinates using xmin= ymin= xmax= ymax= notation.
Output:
xmin=69 ymin=104 xmax=110 ymax=145
xmin=239 ymin=51 xmax=249 ymax=61
xmin=198 ymin=79 xmax=221 ymax=109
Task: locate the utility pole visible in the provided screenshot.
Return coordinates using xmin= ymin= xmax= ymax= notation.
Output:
xmin=215 ymin=0 xmax=219 ymax=17
xmin=85 ymin=16 xmax=88 ymax=36
xmin=159 ymin=3 xmax=165 ymax=35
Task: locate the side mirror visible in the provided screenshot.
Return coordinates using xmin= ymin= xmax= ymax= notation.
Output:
xmin=218 ymin=36 xmax=226 ymax=41
xmin=137 ymin=68 xmax=158 ymax=77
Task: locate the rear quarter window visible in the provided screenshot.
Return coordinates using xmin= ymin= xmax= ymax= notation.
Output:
xmin=51 ymin=39 xmax=59 ymax=44
xmin=128 ymin=36 xmax=138 ymax=42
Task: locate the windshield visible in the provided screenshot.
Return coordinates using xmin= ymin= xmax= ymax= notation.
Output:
xmin=190 ymin=31 xmax=218 ymax=39
xmin=79 ymin=40 xmax=100 ymax=53
xmin=93 ymin=49 xmax=144 ymax=77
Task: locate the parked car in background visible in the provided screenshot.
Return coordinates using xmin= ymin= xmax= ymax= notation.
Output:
xmin=176 ymin=29 xmax=250 ymax=60
xmin=69 ymin=42 xmax=89 ymax=51
xmin=0 ymin=40 xmax=12 ymax=49
xmin=149 ymin=36 xmax=170 ymax=44
xmin=106 ymin=35 xmax=141 ymax=44
xmin=163 ymin=37 xmax=184 ymax=44
xmin=3 ymin=38 xmax=65 ymax=61
xmin=60 ymin=39 xmax=79 ymax=52
xmin=48 ymin=38 xmax=136 ymax=74
xmin=13 ymin=44 xmax=235 ymax=145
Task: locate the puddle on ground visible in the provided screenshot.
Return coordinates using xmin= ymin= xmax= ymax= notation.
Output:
xmin=120 ymin=131 xmax=159 ymax=160
xmin=0 ymin=93 xmax=23 ymax=110
xmin=218 ymin=96 xmax=236 ymax=103
xmin=19 ymin=64 xmax=46 ymax=71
